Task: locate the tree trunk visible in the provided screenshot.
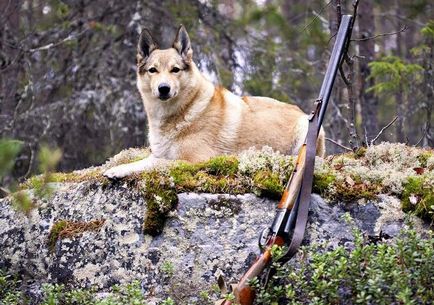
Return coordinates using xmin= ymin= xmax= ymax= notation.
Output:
xmin=394 ymin=2 xmax=405 ymax=143
xmin=423 ymin=33 xmax=433 ymax=147
xmin=0 ymin=0 xmax=22 ymax=136
xmin=358 ymin=0 xmax=378 ymax=141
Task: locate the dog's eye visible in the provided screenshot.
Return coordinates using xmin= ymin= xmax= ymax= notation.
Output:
xmin=171 ymin=67 xmax=180 ymax=73
xmin=148 ymin=67 xmax=158 ymax=73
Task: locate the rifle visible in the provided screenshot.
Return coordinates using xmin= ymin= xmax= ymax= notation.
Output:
xmin=219 ymin=15 xmax=354 ymax=305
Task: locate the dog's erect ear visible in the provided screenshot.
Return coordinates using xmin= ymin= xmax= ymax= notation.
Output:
xmin=137 ymin=29 xmax=158 ymax=60
xmin=172 ymin=25 xmax=192 ymax=62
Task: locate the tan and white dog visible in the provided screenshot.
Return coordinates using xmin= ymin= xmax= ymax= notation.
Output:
xmin=104 ymin=26 xmax=325 ymax=179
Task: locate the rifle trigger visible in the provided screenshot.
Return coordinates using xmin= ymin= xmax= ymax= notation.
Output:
xmin=258 ymin=227 xmax=271 ymax=251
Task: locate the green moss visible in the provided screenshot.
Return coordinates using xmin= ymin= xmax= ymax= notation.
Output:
xmin=21 ymin=169 xmax=105 ymax=190
xmin=142 ymin=156 xmax=242 ymax=234
xmin=313 ymin=172 xmax=336 ymax=195
xmin=141 ymin=171 xmax=178 ymax=236
xmin=417 ymin=151 xmax=433 ymax=168
xmin=48 ymin=220 xmax=69 ymax=251
xmin=169 ymin=161 xmax=200 ymax=186
xmin=252 ymin=170 xmax=284 ymax=199
xmin=19 ymin=144 xmax=434 ymax=236
xmin=353 ymin=147 xmax=367 ymax=159
xmin=202 ymin=155 xmax=239 ymax=176
xmin=401 ymin=176 xmax=434 ymax=220
xmin=313 ymin=170 xmax=381 ymax=201
xmin=334 ymin=179 xmax=379 ymax=202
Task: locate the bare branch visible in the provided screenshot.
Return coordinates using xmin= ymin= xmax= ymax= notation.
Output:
xmin=326 ymin=137 xmax=352 ymax=151
xmin=28 ymin=29 xmax=89 ymax=53
xmin=414 ymin=128 xmax=427 ymax=147
xmin=342 ymin=0 xmax=359 ymax=65
xmin=0 ymin=187 xmax=10 ymax=198
xmin=352 ymin=26 xmax=407 ymax=42
xmin=23 ymin=143 xmax=35 ymax=179
xmin=331 ymin=99 xmax=351 ymax=128
xmin=370 ymin=116 xmax=398 ymax=145
xmin=336 ymin=0 xmax=360 ymax=149
xmin=299 ymin=0 xmax=333 ymax=34
xmin=339 ymin=65 xmax=350 ymax=86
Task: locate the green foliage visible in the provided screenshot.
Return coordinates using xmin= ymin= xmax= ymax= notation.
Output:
xmin=0 ymin=271 xmax=25 ymax=305
xmin=239 ymin=1 xmax=328 ymax=103
xmin=54 ymin=1 xmax=70 ymax=19
xmin=0 ymin=139 xmax=22 ymax=180
xmin=254 ymin=227 xmax=434 ymax=304
xmin=401 ymin=175 xmax=434 ymax=220
xmin=420 ymin=19 xmax=434 ymax=39
xmin=0 ymin=141 xmax=64 ymax=215
xmin=26 ymin=145 xmax=63 ymax=199
xmin=160 ymin=297 xmax=175 ymax=305
xmin=38 ymin=146 xmax=62 ymax=173
xmin=160 ymin=261 xmax=175 ymax=278
xmin=403 ymin=1 xmax=432 ymax=18
xmin=1 ymin=280 xmax=149 ymax=305
xmin=368 ymin=56 xmax=423 ymax=96
xmin=249 ymin=5 xmax=284 ymax=26
xmin=11 ymin=190 xmax=35 ymax=215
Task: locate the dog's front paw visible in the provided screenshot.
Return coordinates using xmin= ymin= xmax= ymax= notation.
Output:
xmin=103 ymin=165 xmax=133 ymax=179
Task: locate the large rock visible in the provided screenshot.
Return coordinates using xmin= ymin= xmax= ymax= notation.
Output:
xmin=0 ymin=179 xmax=427 ymax=304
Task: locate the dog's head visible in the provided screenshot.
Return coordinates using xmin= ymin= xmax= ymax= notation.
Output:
xmin=136 ymin=25 xmax=194 ymax=102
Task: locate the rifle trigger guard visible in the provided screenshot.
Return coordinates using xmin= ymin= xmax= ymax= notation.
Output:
xmin=258 ymin=227 xmax=271 ymax=251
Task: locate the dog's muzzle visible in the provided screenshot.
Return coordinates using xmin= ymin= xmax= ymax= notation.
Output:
xmin=158 ymin=83 xmax=171 ymax=100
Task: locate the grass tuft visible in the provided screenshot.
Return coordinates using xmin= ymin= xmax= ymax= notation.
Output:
xmin=48 ymin=219 xmax=106 ymax=251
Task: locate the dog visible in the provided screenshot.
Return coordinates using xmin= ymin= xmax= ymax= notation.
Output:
xmin=103 ymin=25 xmax=325 ymax=179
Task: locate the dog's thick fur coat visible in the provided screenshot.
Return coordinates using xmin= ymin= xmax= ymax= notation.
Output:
xmin=104 ymin=26 xmax=325 ymax=179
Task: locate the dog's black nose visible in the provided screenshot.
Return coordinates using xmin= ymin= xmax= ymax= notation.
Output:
xmin=158 ymin=83 xmax=171 ymax=96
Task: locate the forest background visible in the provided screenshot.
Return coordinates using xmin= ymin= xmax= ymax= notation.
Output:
xmin=0 ymin=0 xmax=432 ymax=186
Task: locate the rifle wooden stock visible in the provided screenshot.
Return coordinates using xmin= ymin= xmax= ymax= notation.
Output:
xmin=221 ymin=236 xmax=285 ymax=305
xmin=233 ymin=248 xmax=272 ymax=304
xmin=278 ymin=144 xmax=306 ymax=210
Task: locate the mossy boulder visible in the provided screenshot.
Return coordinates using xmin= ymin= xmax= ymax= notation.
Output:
xmin=0 ymin=143 xmax=432 ymax=304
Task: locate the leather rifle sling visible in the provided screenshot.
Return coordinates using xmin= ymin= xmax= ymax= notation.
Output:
xmin=285 ymin=100 xmax=321 ymax=259
xmin=284 ymin=16 xmax=353 ymax=258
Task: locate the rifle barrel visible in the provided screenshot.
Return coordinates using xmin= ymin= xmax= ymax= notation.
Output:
xmin=317 ymin=15 xmax=352 ymax=131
